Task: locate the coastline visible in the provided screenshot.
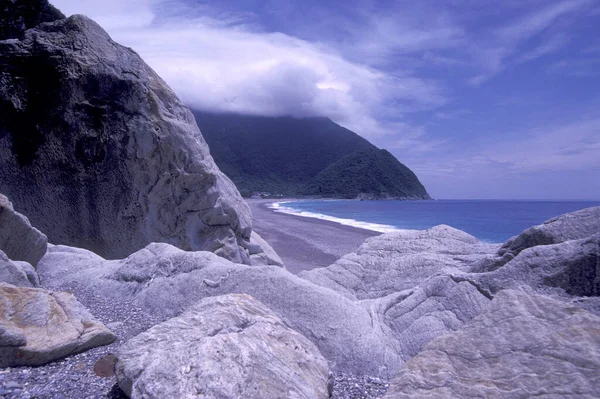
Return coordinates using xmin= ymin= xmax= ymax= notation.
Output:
xmin=247 ymin=199 xmax=379 ymax=274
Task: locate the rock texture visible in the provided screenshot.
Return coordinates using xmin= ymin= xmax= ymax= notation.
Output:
xmin=0 ymin=193 xmax=47 ymax=267
xmin=116 ymin=294 xmax=330 ymax=399
xmin=0 ymin=282 xmax=116 ymax=367
xmin=0 ymin=0 xmax=64 ymax=40
xmin=300 ymin=225 xmax=496 ymax=300
xmin=38 ymin=242 xmax=403 ymax=377
xmin=32 ymin=206 xmax=600 ymax=381
xmin=0 ymin=250 xmax=39 ymax=287
xmin=383 ymin=290 xmax=600 ymax=398
xmin=497 ymin=206 xmax=600 ymax=260
xmin=0 ymin=9 xmax=258 ymax=264
xmin=248 ymin=231 xmax=284 ymax=267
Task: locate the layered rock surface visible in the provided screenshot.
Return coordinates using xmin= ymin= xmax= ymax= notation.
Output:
xmin=0 ymin=282 xmax=116 ymax=367
xmin=37 ymin=243 xmax=404 ymax=377
xmin=0 ymin=193 xmax=47 ymax=267
xmin=0 ymin=9 xmax=260 ymax=264
xmin=383 ymin=290 xmax=600 ymax=398
xmin=116 ymin=294 xmax=330 ymax=399
xmin=0 ymin=250 xmax=39 ymax=287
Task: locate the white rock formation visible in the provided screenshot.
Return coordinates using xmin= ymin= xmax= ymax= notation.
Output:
xmin=0 ymin=250 xmax=39 ymax=287
xmin=116 ymin=294 xmax=330 ymax=399
xmin=0 ymin=193 xmax=47 ymax=267
xmin=0 ymin=282 xmax=116 ymax=367
xmin=383 ymin=290 xmax=600 ymax=398
xmin=299 ymin=225 xmax=497 ymax=300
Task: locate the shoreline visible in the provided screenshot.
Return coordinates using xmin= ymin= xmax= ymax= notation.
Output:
xmin=246 ymin=199 xmax=379 ymax=274
xmin=269 ymin=199 xmax=400 ymax=233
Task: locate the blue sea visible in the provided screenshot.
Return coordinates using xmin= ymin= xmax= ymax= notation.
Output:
xmin=271 ymin=200 xmax=600 ymax=243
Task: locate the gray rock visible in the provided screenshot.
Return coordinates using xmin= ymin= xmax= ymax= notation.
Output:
xmin=247 ymin=231 xmax=284 ymax=267
xmin=37 ymin=243 xmax=403 ymax=378
xmin=116 ymin=294 xmax=330 ymax=399
xmin=383 ymin=290 xmax=600 ymax=398
xmin=300 ymin=225 xmax=497 ymax=300
xmin=0 ymin=193 xmax=47 ymax=267
xmin=0 ymin=282 xmax=116 ymax=367
xmin=377 ymin=275 xmax=491 ymax=362
xmin=0 ymin=249 xmax=39 ymax=287
xmin=498 ymin=206 xmax=600 ymax=259
xmin=0 ymin=12 xmax=259 ymax=264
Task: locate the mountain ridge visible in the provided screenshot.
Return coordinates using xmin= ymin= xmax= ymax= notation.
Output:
xmin=193 ymin=111 xmax=431 ymax=199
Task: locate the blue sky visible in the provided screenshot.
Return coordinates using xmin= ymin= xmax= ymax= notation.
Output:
xmin=53 ymin=0 xmax=600 ymax=199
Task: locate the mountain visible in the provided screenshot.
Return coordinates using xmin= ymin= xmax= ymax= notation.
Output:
xmin=300 ymin=148 xmax=430 ymax=199
xmin=193 ymin=111 xmax=431 ymax=199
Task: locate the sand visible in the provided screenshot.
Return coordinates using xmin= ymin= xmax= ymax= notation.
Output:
xmin=247 ymin=199 xmax=379 ymax=273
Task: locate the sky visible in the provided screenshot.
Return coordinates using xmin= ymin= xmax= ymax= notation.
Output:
xmin=52 ymin=0 xmax=600 ymax=200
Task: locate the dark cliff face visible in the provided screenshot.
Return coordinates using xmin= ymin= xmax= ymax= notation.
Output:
xmin=1 ymin=0 xmax=64 ymax=40
xmin=0 ymin=3 xmax=254 ymax=263
xmin=194 ymin=111 xmax=431 ymax=199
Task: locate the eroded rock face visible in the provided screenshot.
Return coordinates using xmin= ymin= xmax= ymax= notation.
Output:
xmin=383 ymin=290 xmax=600 ymax=398
xmin=300 ymin=225 xmax=497 ymax=300
xmin=0 ymin=11 xmax=255 ymax=263
xmin=0 ymin=250 xmax=39 ymax=287
xmin=37 ymin=243 xmax=404 ymax=378
xmin=0 ymin=282 xmax=116 ymax=367
xmin=33 ymin=206 xmax=600 ymax=379
xmin=498 ymin=206 xmax=600 ymax=259
xmin=116 ymin=294 xmax=330 ymax=399
xmin=0 ymin=193 xmax=47 ymax=267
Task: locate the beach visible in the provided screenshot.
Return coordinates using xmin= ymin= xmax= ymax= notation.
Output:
xmin=247 ymin=199 xmax=379 ymax=273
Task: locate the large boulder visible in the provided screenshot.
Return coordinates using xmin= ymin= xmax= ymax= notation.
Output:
xmin=37 ymin=243 xmax=404 ymax=378
xmin=300 ymin=225 xmax=497 ymax=300
xmin=116 ymin=294 xmax=330 ymax=399
xmin=0 ymin=249 xmax=39 ymax=287
xmin=0 ymin=282 xmax=116 ymax=367
xmin=383 ymin=290 xmax=600 ymax=398
xmin=0 ymin=7 xmax=257 ymax=264
xmin=497 ymin=206 xmax=600 ymax=259
xmin=0 ymin=193 xmax=47 ymax=267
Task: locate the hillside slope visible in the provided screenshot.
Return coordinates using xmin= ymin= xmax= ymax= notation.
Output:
xmin=300 ymin=148 xmax=431 ymax=199
xmin=193 ymin=111 xmax=430 ymax=199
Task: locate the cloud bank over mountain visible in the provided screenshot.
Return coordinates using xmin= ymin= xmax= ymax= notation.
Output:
xmin=52 ymin=0 xmax=600 ymax=199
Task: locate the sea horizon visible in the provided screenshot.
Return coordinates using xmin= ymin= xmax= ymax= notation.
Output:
xmin=270 ymin=199 xmax=600 ymax=243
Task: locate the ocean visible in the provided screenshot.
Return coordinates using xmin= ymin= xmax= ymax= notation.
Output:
xmin=271 ymin=199 xmax=600 ymax=243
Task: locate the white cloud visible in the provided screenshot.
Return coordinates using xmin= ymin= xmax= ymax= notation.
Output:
xmin=52 ymin=0 xmax=446 ymax=141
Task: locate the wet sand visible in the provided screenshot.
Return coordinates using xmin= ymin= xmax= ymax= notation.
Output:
xmin=247 ymin=199 xmax=379 ymax=274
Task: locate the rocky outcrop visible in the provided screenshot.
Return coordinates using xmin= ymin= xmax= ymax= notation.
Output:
xmin=0 ymin=283 xmax=116 ymax=367
xmin=247 ymin=231 xmax=284 ymax=267
xmin=116 ymin=294 xmax=330 ymax=399
xmin=299 ymin=225 xmax=496 ymax=300
xmin=0 ymin=250 xmax=39 ymax=287
xmin=37 ymin=243 xmax=404 ymax=377
xmin=497 ymin=206 xmax=600 ymax=260
xmin=0 ymin=9 xmax=259 ymax=264
xmin=383 ymin=290 xmax=600 ymax=398
xmin=32 ymin=206 xmax=600 ymax=380
xmin=0 ymin=193 xmax=47 ymax=267
xmin=475 ymin=234 xmax=600 ymax=298
xmin=0 ymin=0 xmax=64 ymax=40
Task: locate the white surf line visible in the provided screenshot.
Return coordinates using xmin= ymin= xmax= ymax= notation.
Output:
xmin=270 ymin=201 xmax=399 ymax=233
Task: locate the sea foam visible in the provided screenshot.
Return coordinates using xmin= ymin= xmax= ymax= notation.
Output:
xmin=270 ymin=201 xmax=399 ymax=233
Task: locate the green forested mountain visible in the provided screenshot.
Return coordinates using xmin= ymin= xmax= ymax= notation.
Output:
xmin=193 ymin=111 xmax=430 ymax=199
xmin=300 ymin=148 xmax=430 ymax=199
